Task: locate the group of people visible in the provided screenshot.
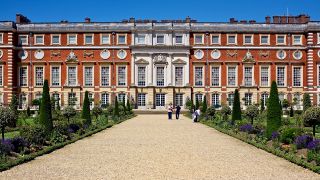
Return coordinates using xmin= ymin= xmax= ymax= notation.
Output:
xmin=167 ymin=104 xmax=201 ymax=122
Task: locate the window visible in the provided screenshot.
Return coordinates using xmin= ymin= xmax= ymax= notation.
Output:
xmin=84 ymin=34 xmax=93 ymax=45
xmin=260 ymin=35 xmax=269 ymax=45
xmin=51 ymin=35 xmax=60 ymax=45
xmin=260 ymin=67 xmax=269 ymax=86
xmin=117 ymin=34 xmax=126 ymax=44
xmin=175 ymin=35 xmax=183 ymax=44
xmin=244 ymin=66 xmax=253 ymax=86
xmin=84 ymin=67 xmax=93 ymax=86
xmin=101 ymin=67 xmax=110 ymax=86
xmin=195 ymin=67 xmax=203 ymax=86
xmin=0 ymin=66 xmax=2 ymax=86
xmin=0 ymin=93 xmax=3 ymax=105
xmin=244 ymin=35 xmax=253 ymax=45
xmin=0 ymin=33 xmax=3 ymax=44
xmin=101 ymin=93 xmax=109 ymax=106
xmin=175 ymin=94 xmax=183 ymax=107
xmin=227 ymin=35 xmax=237 ymax=44
xmin=68 ymin=93 xmax=76 ymax=106
xmin=194 ymin=34 xmax=203 ymax=44
xmin=293 ymin=93 xmax=301 ymax=109
xmin=88 ymin=93 xmax=94 ymax=109
xmin=156 ymin=67 xmax=165 ymax=86
xmin=318 ymin=66 xmax=320 ymax=86
xmin=211 ymin=66 xmax=220 ymax=86
xmin=228 ymin=66 xmax=236 ymax=86
xmin=19 ymin=93 xmax=27 ymax=109
xmin=292 ymin=35 xmax=302 ymax=45
xmin=211 ymin=35 xmax=220 ymax=44
xmin=51 ymin=67 xmax=60 ymax=86
xmin=277 ymin=66 xmax=285 ymax=87
xmin=138 ymin=94 xmax=146 ymax=107
xmin=68 ymin=34 xmax=77 ymax=45
xmin=18 ymin=35 xmax=28 ymax=45
xmin=228 ymin=94 xmax=234 ymax=107
xmin=175 ymin=67 xmax=183 ymax=86
xmin=34 ymin=35 xmax=44 ymax=45
xmin=137 ymin=34 xmax=146 ymax=44
xmin=138 ymin=66 xmax=146 ymax=86
xmin=118 ymin=66 xmax=126 ymax=86
xmin=118 ymin=93 xmax=126 ymax=103
xmin=156 ymin=94 xmax=165 ymax=106
xmin=279 ymin=93 xmax=284 ymax=102
xmin=35 ymin=67 xmax=44 ymax=86
xmin=156 ymin=35 xmax=165 ymax=44
xmin=68 ymin=66 xmax=77 ymax=86
xmin=195 ymin=94 xmax=203 ymax=103
xmin=19 ymin=67 xmax=27 ymax=86
xmin=318 ymin=33 xmax=320 ymax=44
xmin=101 ymin=34 xmax=110 ymax=44
xmin=244 ymin=93 xmax=252 ymax=106
xmin=293 ymin=67 xmax=302 ymax=87
xmin=52 ymin=93 xmax=60 ymax=109
xmin=261 ymin=93 xmax=268 ymax=107
xmin=212 ymin=93 xmax=220 ymax=107
xmin=276 ymin=35 xmax=286 ymax=45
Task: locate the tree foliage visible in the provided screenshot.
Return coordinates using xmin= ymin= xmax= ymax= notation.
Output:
xmin=260 ymin=98 xmax=265 ymax=113
xmin=62 ymin=106 xmax=77 ymax=123
xmin=231 ymin=89 xmax=241 ymax=124
xmin=82 ymin=91 xmax=92 ymax=126
xmin=39 ymin=80 xmax=53 ymax=133
xmin=9 ymin=94 xmax=19 ymax=127
xmin=92 ymin=106 xmax=103 ymax=120
xmin=0 ymin=107 xmax=15 ymax=140
xmin=266 ymin=81 xmax=282 ymax=138
xmin=303 ymin=93 xmax=311 ymax=112
xmin=303 ymin=106 xmax=320 ymax=136
xmin=207 ymin=106 xmax=216 ymax=120
xmin=114 ymin=96 xmax=119 ymax=117
xmin=245 ymin=105 xmax=259 ymax=125
xmin=202 ymin=95 xmax=208 ymax=113
xmin=221 ymin=105 xmax=232 ymax=121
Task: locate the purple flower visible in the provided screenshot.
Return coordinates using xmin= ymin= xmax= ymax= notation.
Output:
xmin=294 ymin=135 xmax=313 ymax=149
xmin=271 ymin=131 xmax=280 ymax=140
xmin=0 ymin=139 xmax=14 ymax=155
xmin=239 ymin=124 xmax=253 ymax=133
xmin=307 ymin=139 xmax=320 ymax=151
xmin=11 ymin=137 xmax=28 ymax=153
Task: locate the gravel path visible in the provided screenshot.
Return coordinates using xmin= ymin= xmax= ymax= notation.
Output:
xmin=1 ymin=115 xmax=319 ymax=180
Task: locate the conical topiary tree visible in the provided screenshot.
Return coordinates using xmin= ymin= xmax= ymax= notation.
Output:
xmin=195 ymin=98 xmax=200 ymax=110
xmin=202 ymin=95 xmax=208 ymax=113
xmin=303 ymin=93 xmax=311 ymax=112
xmin=122 ymin=96 xmax=126 ymax=115
xmin=114 ymin=96 xmax=119 ymax=117
xmin=260 ymin=98 xmax=265 ymax=113
xmin=231 ymin=89 xmax=241 ymax=124
xmin=126 ymin=98 xmax=132 ymax=114
xmin=9 ymin=94 xmax=19 ymax=127
xmin=82 ymin=91 xmax=91 ymax=126
xmin=39 ymin=79 xmax=53 ymax=133
xmin=266 ymin=81 xmax=282 ymax=138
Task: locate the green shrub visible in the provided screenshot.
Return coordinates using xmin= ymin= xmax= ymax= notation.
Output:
xmin=82 ymin=91 xmax=92 ymax=126
xmin=39 ymin=80 xmax=53 ymax=133
xmin=303 ymin=93 xmax=311 ymax=112
xmin=232 ymin=89 xmax=241 ymax=123
xmin=280 ymin=127 xmax=303 ymax=144
xmin=207 ymin=106 xmax=216 ymax=120
xmin=50 ymin=130 xmax=68 ymax=144
xmin=266 ymin=81 xmax=282 ymax=138
xmin=220 ymin=105 xmax=231 ymax=121
xmin=20 ymin=126 xmax=48 ymax=145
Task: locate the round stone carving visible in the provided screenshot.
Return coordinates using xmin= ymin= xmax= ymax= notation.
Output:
xmin=293 ymin=50 xmax=302 ymax=60
xmin=194 ymin=49 xmax=204 ymax=59
xmin=34 ymin=49 xmax=44 ymax=60
xmin=0 ymin=50 xmax=3 ymax=59
xmin=100 ymin=49 xmax=110 ymax=60
xmin=18 ymin=50 xmax=28 ymax=60
xmin=211 ymin=49 xmax=221 ymax=59
xmin=276 ymin=50 xmax=286 ymax=60
xmin=117 ymin=49 xmax=127 ymax=59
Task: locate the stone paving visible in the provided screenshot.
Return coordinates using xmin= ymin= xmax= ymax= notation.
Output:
xmin=0 ymin=115 xmax=319 ymax=179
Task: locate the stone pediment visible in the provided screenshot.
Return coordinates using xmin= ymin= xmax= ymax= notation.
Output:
xmin=243 ymin=51 xmax=255 ymax=63
xmin=172 ymin=59 xmax=186 ymax=64
xmin=135 ymin=58 xmax=149 ymax=64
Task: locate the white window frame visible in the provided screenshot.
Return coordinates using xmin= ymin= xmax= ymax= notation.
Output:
xmin=227 ymin=65 xmax=238 ymax=87
xmin=228 ymin=93 xmax=234 ymax=107
xmin=227 ymin=34 xmax=237 ymax=45
xmin=318 ymin=65 xmax=320 ymax=86
xmin=194 ymin=66 xmax=204 ymax=87
xmin=117 ymin=34 xmax=127 ymax=45
xmin=84 ymin=34 xmax=94 ymax=45
xmin=210 ymin=34 xmax=221 ymax=45
xmin=211 ymin=93 xmax=220 ymax=107
xmin=243 ymin=66 xmax=254 ymax=86
xmin=260 ymin=66 xmax=270 ymax=87
xmin=276 ymin=66 xmax=286 ymax=87
xmin=0 ymin=33 xmax=3 ymax=44
xmin=292 ymin=35 xmax=302 ymax=45
xmin=261 ymin=93 xmax=269 ymax=107
xmin=84 ymin=66 xmax=94 ymax=87
xmin=19 ymin=66 xmax=28 ymax=87
xmin=51 ymin=66 xmax=61 ymax=86
xmin=156 ymin=34 xmax=165 ymax=45
xmin=68 ymin=92 xmax=77 ymax=106
xmin=175 ymin=34 xmax=183 ymax=45
xmin=174 ymin=66 xmax=184 ymax=86
xmin=67 ymin=66 xmax=78 ymax=86
xmin=175 ymin=93 xmax=183 ymax=107
xmin=136 ymin=34 xmax=146 ymax=45
xmin=211 ymin=65 xmax=220 ymax=87
xmin=34 ymin=34 xmax=44 ymax=45
xmin=67 ymin=34 xmax=77 ymax=45
xmin=244 ymin=93 xmax=253 ymax=106
xmin=118 ymin=93 xmax=126 ymax=103
xmin=117 ymin=66 xmax=127 ymax=86
xmin=243 ymin=34 xmax=253 ymax=45
xmin=0 ymin=65 xmax=3 ymax=86
xmin=156 ymin=66 xmax=165 ymax=86
xmin=195 ymin=94 xmax=203 ymax=103
xmin=101 ymin=93 xmax=109 ymax=106
xmin=18 ymin=35 xmax=28 ymax=45
xmin=100 ymin=34 xmax=111 ymax=45
xmin=292 ymin=66 xmax=303 ymax=87
xmin=100 ymin=66 xmax=110 ymax=87
xmin=137 ymin=93 xmax=146 ymax=107
xmin=137 ymin=66 xmax=147 ymax=86
xmin=276 ymin=34 xmax=286 ymax=45
xmin=51 ymin=34 xmax=61 ymax=45
xmin=194 ymin=34 xmax=204 ymax=45
xmin=34 ymin=66 xmax=44 ymax=87
xmin=318 ymin=33 xmax=320 ymax=44
xmin=260 ymin=34 xmax=270 ymax=45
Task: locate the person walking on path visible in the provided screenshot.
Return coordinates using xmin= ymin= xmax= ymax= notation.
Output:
xmin=168 ymin=104 xmax=173 ymax=120
xmin=176 ymin=105 xmax=181 ymax=120
xmin=195 ymin=108 xmax=201 ymax=122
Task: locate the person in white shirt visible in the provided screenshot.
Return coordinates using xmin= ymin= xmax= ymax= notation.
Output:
xmin=168 ymin=104 xmax=173 ymax=120
xmin=195 ymin=108 xmax=201 ymax=122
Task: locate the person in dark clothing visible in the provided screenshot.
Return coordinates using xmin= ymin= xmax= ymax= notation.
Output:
xmin=176 ymin=105 xmax=181 ymax=119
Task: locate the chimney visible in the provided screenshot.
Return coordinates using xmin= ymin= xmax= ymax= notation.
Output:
xmin=288 ymin=16 xmax=295 ymax=23
xmin=249 ymin=20 xmax=256 ymax=24
xmin=16 ymin=14 xmax=31 ymax=24
xmin=273 ymin=16 xmax=280 ymax=23
xmin=85 ymin=17 xmax=91 ymax=23
xmin=280 ymin=16 xmax=287 ymax=24
xmin=129 ymin=17 xmax=135 ymax=23
xmin=185 ymin=16 xmax=191 ymax=23
xmin=299 ymin=14 xmax=310 ymax=23
xmin=265 ymin=16 xmax=271 ymax=24
xmin=230 ymin=18 xmax=236 ymax=23
xmin=240 ymin=20 xmax=247 ymax=24
xmin=60 ymin=20 xmax=68 ymax=23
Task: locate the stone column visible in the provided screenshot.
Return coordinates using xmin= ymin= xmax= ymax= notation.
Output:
xmin=148 ymin=53 xmax=153 ymax=86
xmin=131 ymin=54 xmax=135 ymax=85
xmin=167 ymin=54 xmax=173 ymax=86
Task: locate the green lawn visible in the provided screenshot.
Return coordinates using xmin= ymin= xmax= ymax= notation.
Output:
xmin=4 ymin=131 xmax=20 ymax=139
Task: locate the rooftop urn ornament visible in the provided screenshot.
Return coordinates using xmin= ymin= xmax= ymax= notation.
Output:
xmin=243 ymin=50 xmax=255 ymax=63
xmin=66 ymin=50 xmax=78 ymax=62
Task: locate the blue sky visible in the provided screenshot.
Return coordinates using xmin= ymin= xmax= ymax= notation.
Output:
xmin=1 ymin=0 xmax=319 ymax=22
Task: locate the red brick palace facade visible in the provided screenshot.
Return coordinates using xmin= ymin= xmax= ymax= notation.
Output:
xmin=0 ymin=14 xmax=319 ymax=110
